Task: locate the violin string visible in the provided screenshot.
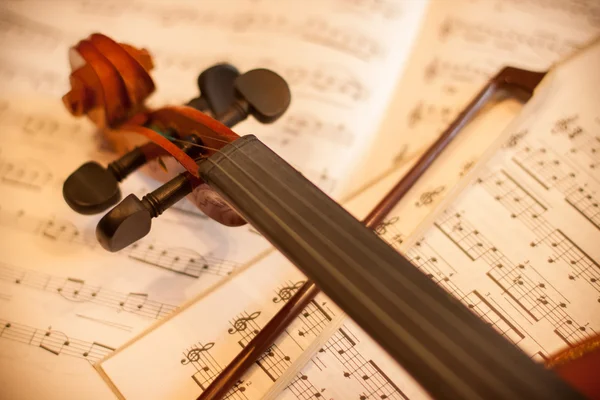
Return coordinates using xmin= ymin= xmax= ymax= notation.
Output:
xmin=165 ymin=136 xmax=514 ymax=397
xmin=206 ymin=157 xmax=503 ymax=398
xmin=144 ymin=128 xmax=527 ymax=395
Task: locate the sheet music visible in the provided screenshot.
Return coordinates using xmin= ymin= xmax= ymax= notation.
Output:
xmin=345 ymin=0 xmax=600 ymax=216
xmin=0 ymin=0 xmax=430 ymax=398
xmin=370 ymin=38 xmax=600 ymax=394
xmin=97 ymin=27 xmax=600 ymax=400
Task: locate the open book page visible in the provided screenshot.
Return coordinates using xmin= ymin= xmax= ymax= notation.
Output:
xmin=344 ymin=0 xmax=600 ymax=214
xmin=97 ymin=37 xmax=600 ymax=400
xmin=0 ymin=1 xmax=429 ymax=399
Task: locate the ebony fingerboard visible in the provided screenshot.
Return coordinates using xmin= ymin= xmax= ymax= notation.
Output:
xmin=198 ymin=135 xmax=581 ymax=400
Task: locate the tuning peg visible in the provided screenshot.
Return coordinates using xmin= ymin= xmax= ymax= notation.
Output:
xmin=187 ymin=63 xmax=240 ymax=116
xmin=62 ymin=147 xmax=145 ymax=215
xmin=220 ymin=69 xmax=291 ymax=126
xmin=63 ymin=135 xmax=203 ymax=215
xmin=97 ymin=173 xmax=198 ymax=252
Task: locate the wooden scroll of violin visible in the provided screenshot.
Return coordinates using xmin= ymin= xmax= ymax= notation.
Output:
xmin=60 ymin=34 xmax=599 ymax=400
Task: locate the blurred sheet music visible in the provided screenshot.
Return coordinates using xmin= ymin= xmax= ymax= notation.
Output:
xmin=0 ymin=0 xmax=428 ymax=398
xmin=1 ymin=0 xmax=599 ymax=399
xmin=346 ymin=0 xmax=600 ymax=212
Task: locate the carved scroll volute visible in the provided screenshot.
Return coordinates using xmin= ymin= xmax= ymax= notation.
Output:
xmin=62 ymin=33 xmax=155 ymax=134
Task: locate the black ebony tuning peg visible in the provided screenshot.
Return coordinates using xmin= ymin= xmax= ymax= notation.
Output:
xmin=63 ymin=64 xmax=240 ymax=216
xmin=187 ymin=63 xmax=240 ymax=116
xmin=62 ymin=148 xmax=145 ymax=215
xmin=62 ymin=135 xmax=203 ymax=215
xmin=97 ymin=173 xmax=196 ymax=252
xmin=220 ymin=68 xmax=292 ymax=126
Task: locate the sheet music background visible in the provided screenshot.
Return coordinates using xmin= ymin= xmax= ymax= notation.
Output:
xmin=1 ymin=0 xmax=599 ymax=399
xmin=0 ymin=0 xmax=428 ymax=399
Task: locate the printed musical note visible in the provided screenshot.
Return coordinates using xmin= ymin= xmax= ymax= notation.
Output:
xmin=316 ymin=327 xmax=409 ymax=400
xmin=20 ymin=113 xmax=88 ymax=148
xmin=435 ymin=209 xmax=496 ymax=261
xmin=0 ymin=207 xmax=94 ymax=246
xmin=423 ymin=57 xmax=492 ymax=84
xmin=39 ymin=218 xmax=81 ymax=243
xmin=296 ymin=300 xmax=333 ymax=339
xmin=39 ymin=328 xmax=70 ymax=356
xmin=97 ymin=6 xmax=386 ymax=61
xmin=128 ymin=242 xmax=241 ymax=278
xmin=504 ymin=130 xmax=528 ymax=149
xmin=459 ymin=160 xmax=476 ymax=177
xmin=181 ymin=341 xmax=249 ymax=399
xmin=0 ymin=205 xmax=242 ymax=279
xmin=407 ymin=101 xmax=461 ymax=129
xmin=479 ymin=170 xmax=600 ymax=292
xmin=120 ymin=292 xmax=149 ymax=313
xmin=0 ymin=263 xmax=178 ymax=319
xmin=227 ymin=309 xmax=296 ymax=382
xmin=428 ymin=200 xmax=596 ymax=348
xmin=407 ymin=241 xmax=462 ymax=299
xmin=0 ymin=153 xmax=54 ymax=191
xmin=279 ymin=113 xmax=356 ymax=147
xmin=256 ymin=343 xmax=293 ymax=382
xmin=438 ymin=16 xmax=581 ymax=56
xmin=0 ymin=318 xmax=115 ymax=363
xmin=286 ymin=374 xmax=323 ymax=400
xmin=57 ymin=278 xmax=88 ymax=302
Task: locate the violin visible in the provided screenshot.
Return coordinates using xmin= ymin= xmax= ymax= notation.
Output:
xmin=59 ymin=33 xmax=599 ymax=399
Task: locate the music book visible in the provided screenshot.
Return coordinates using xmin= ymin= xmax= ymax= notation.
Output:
xmin=0 ymin=0 xmax=599 ymax=399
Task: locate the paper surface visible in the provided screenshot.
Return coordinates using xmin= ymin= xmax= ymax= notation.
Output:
xmin=1 ymin=0 xmax=599 ymax=399
xmin=0 ymin=0 xmax=429 ymax=399
xmin=346 ymin=0 xmax=600 ymax=203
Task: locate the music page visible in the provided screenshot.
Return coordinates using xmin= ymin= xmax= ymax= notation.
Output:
xmin=344 ymin=0 xmax=600 ymax=219
xmin=0 ymin=0 xmax=428 ymax=399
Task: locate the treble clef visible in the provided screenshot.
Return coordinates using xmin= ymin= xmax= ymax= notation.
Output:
xmin=374 ymin=216 xmax=399 ymax=235
xmin=415 ymin=186 xmax=445 ymax=207
xmin=273 ymin=281 xmax=306 ymax=303
xmin=228 ymin=311 xmax=261 ymax=334
xmin=181 ymin=342 xmax=215 ymax=365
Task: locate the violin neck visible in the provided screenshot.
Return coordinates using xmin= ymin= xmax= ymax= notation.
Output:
xmin=198 ymin=135 xmax=581 ymax=400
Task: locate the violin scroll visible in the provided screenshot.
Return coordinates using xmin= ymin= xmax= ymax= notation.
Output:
xmin=60 ymin=33 xmax=291 ymax=249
